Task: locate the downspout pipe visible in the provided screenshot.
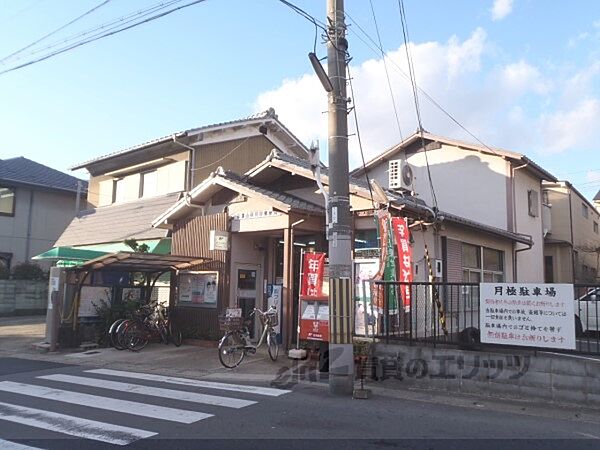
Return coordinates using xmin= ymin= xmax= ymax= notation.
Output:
xmin=568 ymin=187 xmax=575 ymax=282
xmin=172 ymin=134 xmax=195 ymax=191
xmin=511 ymin=162 xmax=529 ymax=282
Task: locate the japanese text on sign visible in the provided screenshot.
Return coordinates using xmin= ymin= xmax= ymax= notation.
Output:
xmin=479 ymin=283 xmax=575 ymax=350
xmin=391 ymin=217 xmax=412 ymax=312
xmin=301 ymin=253 xmax=325 ymax=298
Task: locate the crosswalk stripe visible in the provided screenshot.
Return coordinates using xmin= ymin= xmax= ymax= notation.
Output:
xmin=86 ymin=368 xmax=292 ymax=397
xmin=0 ymin=381 xmax=212 ymax=424
xmin=38 ymin=374 xmax=256 ymax=409
xmin=0 ymin=401 xmax=155 ymax=446
xmin=0 ymin=439 xmax=42 ymax=450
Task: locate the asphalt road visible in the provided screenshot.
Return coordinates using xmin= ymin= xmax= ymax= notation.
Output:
xmin=0 ymin=357 xmax=599 ymax=450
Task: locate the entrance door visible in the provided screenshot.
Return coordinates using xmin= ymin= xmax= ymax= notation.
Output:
xmin=236 ymin=264 xmax=260 ymax=340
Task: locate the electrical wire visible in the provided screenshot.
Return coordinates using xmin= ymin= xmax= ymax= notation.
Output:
xmin=0 ymin=0 xmax=113 ymax=65
xmin=0 ymin=0 xmax=205 ymax=76
xmin=4 ymin=0 xmax=185 ymax=64
xmin=368 ymin=0 xmax=403 ymax=141
xmin=347 ymin=64 xmax=375 ymax=209
xmin=397 ymin=0 xmax=438 ymax=212
xmin=344 ymin=10 xmax=503 ymax=159
xmin=191 ymin=137 xmax=251 ymax=172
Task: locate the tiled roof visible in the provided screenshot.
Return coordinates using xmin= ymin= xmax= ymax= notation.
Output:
xmin=0 ymin=157 xmax=87 ymax=193
xmin=55 ymin=193 xmax=180 ymax=247
xmin=220 ymin=170 xmax=323 ymax=215
xmin=71 ymin=108 xmax=307 ymax=170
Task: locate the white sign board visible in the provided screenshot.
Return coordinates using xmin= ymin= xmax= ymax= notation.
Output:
xmin=209 ymin=230 xmax=229 ymax=251
xmin=267 ymin=284 xmax=282 ymax=334
xmin=480 ymin=283 xmax=575 ymax=350
xmin=78 ymin=286 xmax=112 ymax=317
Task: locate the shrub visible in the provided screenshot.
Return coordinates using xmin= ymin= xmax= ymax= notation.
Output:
xmin=11 ymin=262 xmax=46 ymax=280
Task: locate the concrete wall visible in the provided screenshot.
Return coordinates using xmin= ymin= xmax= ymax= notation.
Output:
xmin=374 ymin=343 xmax=600 ymax=408
xmin=0 ymin=186 xmax=79 ymax=268
xmin=0 ymin=280 xmax=47 ymax=316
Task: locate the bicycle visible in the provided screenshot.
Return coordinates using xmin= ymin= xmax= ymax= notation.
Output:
xmin=217 ymin=306 xmax=279 ymax=368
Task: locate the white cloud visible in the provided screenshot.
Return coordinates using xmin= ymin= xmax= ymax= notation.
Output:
xmin=538 ymin=98 xmax=600 ymax=153
xmin=254 ymin=27 xmax=600 ymax=167
xmin=491 ymin=0 xmax=514 ymax=21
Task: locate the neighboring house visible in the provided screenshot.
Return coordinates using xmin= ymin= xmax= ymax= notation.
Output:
xmin=54 ymin=108 xmax=309 ymax=254
xmin=0 ymin=157 xmax=87 ymax=270
xmin=352 ymin=131 xmax=557 ymax=283
xmin=542 ymin=181 xmax=600 ymax=283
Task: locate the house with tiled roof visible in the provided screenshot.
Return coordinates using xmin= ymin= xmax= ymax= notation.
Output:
xmin=0 ymin=157 xmax=87 ymax=270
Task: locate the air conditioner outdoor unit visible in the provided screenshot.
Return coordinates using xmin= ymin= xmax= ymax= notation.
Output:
xmin=388 ymin=159 xmax=414 ymax=190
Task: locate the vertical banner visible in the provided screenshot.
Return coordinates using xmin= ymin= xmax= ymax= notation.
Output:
xmin=372 ymin=211 xmax=399 ymax=314
xmin=392 ymin=217 xmax=413 ymax=312
xmin=301 ymin=252 xmax=325 ymax=297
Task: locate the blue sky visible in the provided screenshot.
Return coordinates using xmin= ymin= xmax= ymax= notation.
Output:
xmin=0 ymin=0 xmax=599 ymax=198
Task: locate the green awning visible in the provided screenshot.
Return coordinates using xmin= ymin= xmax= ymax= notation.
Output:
xmin=32 ymin=247 xmax=109 ymax=261
xmin=73 ymin=239 xmax=171 ymax=255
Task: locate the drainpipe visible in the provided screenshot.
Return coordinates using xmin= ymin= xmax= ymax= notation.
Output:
xmin=513 ymin=234 xmax=533 ymax=282
xmin=511 ymin=162 xmax=529 ymax=282
xmin=568 ymin=187 xmax=575 ymax=282
xmin=172 ymin=135 xmax=195 ymax=191
xmin=25 ymin=190 xmax=34 ymax=261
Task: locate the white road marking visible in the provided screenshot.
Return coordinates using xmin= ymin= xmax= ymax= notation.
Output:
xmin=86 ymin=368 xmax=291 ymax=397
xmin=0 ymin=439 xmax=42 ymax=450
xmin=38 ymin=374 xmax=256 ymax=409
xmin=0 ymin=401 xmax=155 ymax=446
xmin=0 ymin=381 xmax=212 ymax=424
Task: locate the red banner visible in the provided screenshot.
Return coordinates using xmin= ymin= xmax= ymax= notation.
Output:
xmin=392 ymin=217 xmax=412 ymax=312
xmin=300 ymin=252 xmax=325 ymax=297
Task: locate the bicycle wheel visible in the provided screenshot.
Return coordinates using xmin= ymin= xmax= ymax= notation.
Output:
xmin=158 ymin=321 xmax=169 ymax=345
xmin=169 ymin=321 xmax=183 ymax=347
xmin=115 ymin=319 xmax=132 ymax=350
xmin=218 ymin=331 xmax=245 ymax=368
xmin=267 ymin=331 xmax=279 ymax=361
xmin=123 ymin=321 xmax=149 ymax=352
xmin=109 ymin=319 xmax=126 ymax=350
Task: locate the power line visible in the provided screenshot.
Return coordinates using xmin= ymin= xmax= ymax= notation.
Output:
xmin=397 ymin=0 xmax=438 ymax=211
xmin=347 ymin=64 xmax=375 ymax=208
xmin=368 ymin=0 xmax=403 ymax=141
xmin=5 ymin=0 xmax=185 ymax=64
xmin=0 ymin=0 xmax=207 ymax=77
xmin=344 ymin=10 xmax=503 ymax=158
xmin=0 ymin=0 xmax=113 ymax=65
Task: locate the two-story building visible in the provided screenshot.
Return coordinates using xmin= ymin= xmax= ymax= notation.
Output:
xmin=542 ymin=181 xmax=600 ymax=283
xmin=351 ymin=131 xmax=558 ymax=284
xmin=0 ymin=157 xmax=87 ymax=271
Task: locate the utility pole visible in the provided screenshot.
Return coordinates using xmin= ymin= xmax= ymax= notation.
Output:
xmin=326 ymin=0 xmax=354 ymax=395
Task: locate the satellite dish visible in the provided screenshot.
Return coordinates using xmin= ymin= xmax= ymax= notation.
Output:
xmin=402 ymin=163 xmax=413 ymax=187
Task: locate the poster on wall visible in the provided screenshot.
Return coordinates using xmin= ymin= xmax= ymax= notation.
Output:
xmin=121 ymin=288 xmax=141 ymax=304
xmin=78 ymin=286 xmax=112 ymax=317
xmin=267 ymin=284 xmax=283 ymax=336
xmin=179 ymin=271 xmax=218 ymax=307
xmin=354 ymin=258 xmax=379 ymax=336
xmin=480 ymin=283 xmax=576 ymax=350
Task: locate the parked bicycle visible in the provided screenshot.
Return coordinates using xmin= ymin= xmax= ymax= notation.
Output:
xmin=218 ymin=306 xmax=279 ymax=368
xmin=109 ymin=301 xmax=182 ymax=351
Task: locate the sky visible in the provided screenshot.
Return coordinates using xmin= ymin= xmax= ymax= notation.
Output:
xmin=0 ymin=0 xmax=599 ymax=199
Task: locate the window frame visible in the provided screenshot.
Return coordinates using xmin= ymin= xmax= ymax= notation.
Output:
xmin=139 ymin=170 xmax=158 ymax=199
xmin=582 ymin=202 xmax=589 ymax=219
xmin=462 ymin=243 xmax=504 ymax=283
xmin=0 ymin=185 xmax=16 ymax=217
xmin=594 ymin=221 xmax=599 ymax=234
xmin=528 ymin=189 xmax=539 ymax=217
xmin=112 ymin=178 xmax=125 ymax=204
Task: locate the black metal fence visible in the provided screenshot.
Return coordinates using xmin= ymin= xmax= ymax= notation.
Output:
xmin=354 ymin=281 xmax=600 ymax=356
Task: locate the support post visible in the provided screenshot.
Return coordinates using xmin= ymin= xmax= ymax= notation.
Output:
xmin=326 ymin=0 xmax=354 ymax=395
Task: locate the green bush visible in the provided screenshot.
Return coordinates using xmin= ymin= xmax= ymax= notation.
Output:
xmin=0 ymin=265 xmax=9 ymax=280
xmin=11 ymin=262 xmax=46 ymax=280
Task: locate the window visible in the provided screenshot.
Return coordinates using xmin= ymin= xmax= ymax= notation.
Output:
xmin=582 ymin=203 xmax=589 ymax=219
xmin=528 ymin=190 xmax=539 ymax=217
xmin=462 ymin=243 xmax=504 ymax=282
xmin=140 ymin=170 xmax=158 ymax=198
xmin=0 ymin=186 xmax=15 ymax=216
xmin=544 ymin=255 xmax=554 ymax=283
xmin=542 ymin=189 xmax=550 ymax=206
xmin=112 ymin=178 xmax=126 ymax=203
xmin=594 ymin=222 xmax=599 ymax=234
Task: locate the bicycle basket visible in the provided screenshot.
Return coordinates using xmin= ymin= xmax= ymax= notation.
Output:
xmin=219 ymin=316 xmax=244 ymax=331
xmin=266 ymin=312 xmax=278 ymax=327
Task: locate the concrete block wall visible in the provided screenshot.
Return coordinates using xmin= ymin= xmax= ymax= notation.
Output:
xmin=0 ymin=280 xmax=47 ymax=316
xmin=373 ymin=343 xmax=600 ymax=408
